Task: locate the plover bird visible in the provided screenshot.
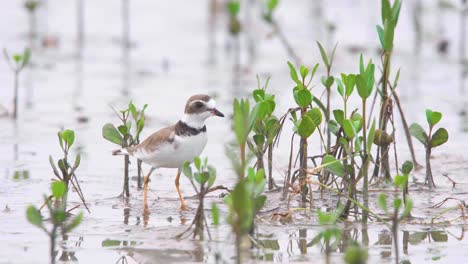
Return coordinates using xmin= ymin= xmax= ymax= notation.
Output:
xmin=113 ymin=94 xmax=224 ymax=210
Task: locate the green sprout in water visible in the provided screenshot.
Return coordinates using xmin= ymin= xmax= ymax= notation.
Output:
xmin=102 ymin=101 xmax=148 ymax=196
xmin=177 ymin=157 xmax=217 ymax=240
xmin=410 ymin=109 xmax=449 ymax=189
xmin=225 ymin=168 xmax=266 ymax=264
xmin=48 ymin=129 xmax=89 ymax=213
xmin=285 ymin=61 xmax=322 ymax=204
xmin=3 ymin=48 xmax=31 ymax=119
xmin=248 ymin=76 xmax=280 ymax=190
xmin=26 ymin=181 xmax=83 ymax=264
xmin=228 ymin=98 xmax=262 ymax=180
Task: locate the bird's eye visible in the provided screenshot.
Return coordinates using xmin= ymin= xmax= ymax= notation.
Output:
xmin=195 ymin=102 xmax=204 ymax=108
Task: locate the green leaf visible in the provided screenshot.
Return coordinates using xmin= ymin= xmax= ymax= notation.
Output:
xmin=194 ymin=157 xmax=201 ymax=170
xmin=377 ymin=25 xmax=385 ymax=49
xmin=430 ymin=231 xmax=448 ymax=242
xmin=378 ymin=193 xmax=388 ymax=212
xmin=52 ymin=210 xmax=66 ymax=224
xmin=343 ymin=119 xmax=356 ymax=139
xmin=13 ymin=54 xmax=21 ymax=63
xmin=391 ymin=0 xmax=402 ymax=23
xmin=26 ymin=205 xmax=43 ymax=227
xmin=266 ymin=0 xmax=279 ymax=11
xmin=293 ymin=88 xmax=312 ymax=108
xmin=336 ymin=79 xmax=344 ymax=97
xmin=211 ymin=203 xmax=220 ymax=226
xmin=402 ymin=199 xmax=413 ymax=218
xmin=207 ymin=166 xmax=217 ymax=188
xmin=129 ymin=101 xmax=137 ymax=119
xmin=381 ymin=0 xmax=392 ymax=23
xmin=356 ymin=74 xmax=372 ymax=99
xmin=51 ymin=181 xmax=66 ymax=199
xmin=227 ymin=0 xmax=240 ymax=16
xmin=102 ymin=123 xmax=123 ymax=145
xmin=409 ymin=123 xmax=428 ymax=145
xmin=317 ymin=41 xmax=329 ymax=67
xmin=22 ymin=48 xmax=31 ymax=68
xmin=296 ymin=115 xmax=315 ymax=138
xmin=333 ymin=109 xmax=344 ymax=125
xmin=426 ymin=109 xmax=442 ymax=127
xmin=287 ymin=61 xmax=300 ymax=85
xmin=383 ymin=19 xmax=395 ymax=51
xmin=430 ymin=128 xmax=449 ymax=148
xmin=322 ymin=155 xmax=345 ymax=177
xmin=256 ymin=101 xmax=270 ymax=120
xmin=65 ymin=212 xmax=83 ymax=232
xmin=73 ymin=154 xmax=81 ymax=170
xmin=255 ymin=195 xmax=266 ymax=212
xmin=182 ymin=162 xmax=193 ymax=180
xmin=61 ymin=129 xmax=75 ymax=148
xmin=341 ymin=73 xmax=356 ymax=97
xmin=394 ymin=174 xmax=408 ymax=189
xmin=253 ymin=89 xmax=265 ymax=102
xmin=393 ymin=198 xmax=402 ymax=211
xmin=401 ymin=160 xmax=413 ymax=175
xmin=306 ymin=108 xmax=322 ymax=127
xmin=300 ymin=65 xmax=309 ymax=80
xmin=321 ymin=76 xmax=334 ymax=88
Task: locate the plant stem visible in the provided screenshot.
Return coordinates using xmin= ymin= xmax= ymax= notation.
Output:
xmin=299 ymin=136 xmax=308 ymax=204
xmin=425 ymin=146 xmax=435 ymax=189
xmin=378 ymin=52 xmax=392 ymax=181
xmin=268 ymin=143 xmax=274 ymax=190
xmin=50 ymin=226 xmax=57 ymax=264
xmin=13 ymin=70 xmax=19 ymax=119
xmin=460 ymin=0 xmax=467 ymax=93
xmin=362 ymin=99 xmax=369 ymax=224
xmin=124 ymin=155 xmax=130 ymax=197
xmin=392 ymin=216 xmax=399 ymax=264
xmin=137 ymin=159 xmax=142 ymax=189
xmin=240 ymin=143 xmax=246 ymax=180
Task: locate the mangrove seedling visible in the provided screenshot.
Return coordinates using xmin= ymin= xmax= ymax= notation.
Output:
xmin=356 ymin=55 xmax=375 ymax=223
xmin=3 ymin=47 xmax=31 ymax=119
xmin=225 ymin=168 xmax=267 ymax=264
xmin=228 ymin=98 xmax=262 ymax=180
xmin=317 ymin=41 xmax=337 ymax=151
xmin=285 ymin=61 xmax=322 ymax=204
xmin=102 ymin=101 xmax=147 ymax=196
xmin=26 ymin=181 xmax=83 ymax=264
xmin=48 ymin=129 xmax=89 ymax=213
xmin=377 ymin=174 xmax=413 ymax=264
xmin=177 ymin=157 xmax=216 ymax=240
xmin=410 ymin=109 xmax=449 ymax=189
xmin=374 ymin=0 xmax=402 ymax=181
xmin=248 ymin=76 xmax=280 ymax=189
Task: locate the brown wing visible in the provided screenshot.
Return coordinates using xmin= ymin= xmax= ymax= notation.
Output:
xmin=127 ymin=125 xmax=176 ymax=154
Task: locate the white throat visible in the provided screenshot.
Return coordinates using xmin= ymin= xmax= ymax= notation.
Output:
xmin=181 ymin=113 xmax=209 ymax=129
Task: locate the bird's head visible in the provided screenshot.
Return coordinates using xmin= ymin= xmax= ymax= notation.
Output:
xmin=182 ymin=94 xmax=224 ymax=128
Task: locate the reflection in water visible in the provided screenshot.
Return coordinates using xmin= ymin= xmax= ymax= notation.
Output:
xmin=58 ymin=234 xmax=82 ymax=263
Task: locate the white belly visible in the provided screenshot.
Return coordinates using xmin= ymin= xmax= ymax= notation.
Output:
xmin=136 ymin=133 xmax=208 ymax=168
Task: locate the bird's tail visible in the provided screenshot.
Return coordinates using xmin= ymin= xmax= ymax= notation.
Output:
xmin=112 ymin=148 xmax=129 ymax=156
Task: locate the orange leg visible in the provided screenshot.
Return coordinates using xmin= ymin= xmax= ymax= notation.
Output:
xmin=175 ymin=169 xmax=188 ymax=210
xmin=143 ymin=167 xmax=155 ymax=213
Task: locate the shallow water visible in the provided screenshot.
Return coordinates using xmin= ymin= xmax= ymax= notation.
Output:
xmin=1 ymin=0 xmax=468 ymax=263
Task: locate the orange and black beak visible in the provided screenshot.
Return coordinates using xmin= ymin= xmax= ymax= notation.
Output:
xmin=211 ymin=108 xmax=224 ymax=117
